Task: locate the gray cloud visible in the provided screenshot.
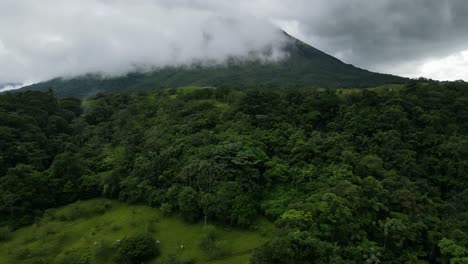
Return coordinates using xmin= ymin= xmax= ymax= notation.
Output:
xmin=0 ymin=0 xmax=286 ymax=83
xmin=251 ymin=0 xmax=468 ymax=78
xmin=1 ymin=0 xmax=468 ymax=83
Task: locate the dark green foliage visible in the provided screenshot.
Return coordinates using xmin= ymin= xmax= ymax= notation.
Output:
xmin=161 ymin=253 xmax=195 ymax=264
xmin=0 ymin=91 xmax=82 ymax=227
xmin=55 ymin=252 xmax=91 ymax=264
xmin=50 ymin=200 xmax=111 ymax=222
xmin=0 ymin=226 xmax=12 ymax=241
xmin=178 ymin=187 xmax=200 ymax=223
xmin=1 ymin=81 xmax=467 ymax=263
xmin=117 ymin=234 xmax=159 ymax=264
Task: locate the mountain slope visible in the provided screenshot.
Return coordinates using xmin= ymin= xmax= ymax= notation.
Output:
xmin=17 ymin=34 xmax=407 ymax=97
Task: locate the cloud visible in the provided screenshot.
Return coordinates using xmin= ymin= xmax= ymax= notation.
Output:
xmin=406 ymin=49 xmax=468 ymax=81
xmin=259 ymin=0 xmax=468 ymax=79
xmin=1 ymin=0 xmax=467 ymax=83
xmin=0 ymin=82 xmax=28 ymax=92
xmin=0 ymin=0 xmax=286 ymax=83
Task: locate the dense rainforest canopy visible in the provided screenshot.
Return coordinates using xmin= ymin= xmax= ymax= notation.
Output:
xmin=0 ymin=82 xmax=467 ymax=263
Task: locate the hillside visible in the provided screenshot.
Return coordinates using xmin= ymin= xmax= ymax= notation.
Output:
xmin=17 ymin=33 xmax=407 ymax=97
xmin=0 ymin=199 xmax=272 ymax=264
xmin=0 ymin=82 xmax=467 ymax=263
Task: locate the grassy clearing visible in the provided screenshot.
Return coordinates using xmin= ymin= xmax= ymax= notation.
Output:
xmin=165 ymin=86 xmax=229 ymax=109
xmin=168 ymin=86 xmax=214 ymax=99
xmin=0 ymin=199 xmax=272 ymax=264
xmin=335 ymin=83 xmax=405 ymax=95
xmin=198 ymin=99 xmax=230 ymax=109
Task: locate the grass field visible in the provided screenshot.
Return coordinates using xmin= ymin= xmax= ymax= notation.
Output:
xmin=168 ymin=86 xmax=214 ymax=98
xmin=0 ymin=199 xmax=273 ymax=264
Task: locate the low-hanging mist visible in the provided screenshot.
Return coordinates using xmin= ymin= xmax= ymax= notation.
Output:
xmin=0 ymin=0 xmax=287 ymax=83
xmin=3 ymin=0 xmax=468 ymax=83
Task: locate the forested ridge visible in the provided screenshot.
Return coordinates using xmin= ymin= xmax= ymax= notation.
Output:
xmin=0 ymin=82 xmax=467 ymax=263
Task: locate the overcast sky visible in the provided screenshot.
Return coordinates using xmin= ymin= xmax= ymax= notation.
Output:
xmin=1 ymin=0 xmax=467 ymax=85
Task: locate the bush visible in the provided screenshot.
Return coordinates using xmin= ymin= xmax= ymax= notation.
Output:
xmin=146 ymin=220 xmax=158 ymax=233
xmin=160 ymin=203 xmax=173 ymax=217
xmin=0 ymin=226 xmax=12 ymax=241
xmin=55 ymin=252 xmax=91 ymax=264
xmin=161 ymin=253 xmax=196 ymax=264
xmin=93 ymin=240 xmax=113 ymax=260
xmin=117 ymin=234 xmax=159 ymax=263
xmin=12 ymin=247 xmax=31 ymax=260
xmin=24 ymin=257 xmax=49 ymax=264
xmin=43 ymin=209 xmax=57 ymax=221
xmin=86 ymin=200 xmax=111 ymax=216
xmin=110 ymin=224 xmax=122 ymax=231
xmin=58 ymin=201 xmax=112 ymax=221
xmin=199 ymin=225 xmax=226 ymax=259
xmin=42 ymin=223 xmax=61 ymax=236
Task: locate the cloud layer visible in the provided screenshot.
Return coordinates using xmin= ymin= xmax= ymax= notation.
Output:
xmin=0 ymin=0 xmax=286 ymax=83
xmin=254 ymin=0 xmax=468 ymax=80
xmin=1 ymin=0 xmax=467 ymax=83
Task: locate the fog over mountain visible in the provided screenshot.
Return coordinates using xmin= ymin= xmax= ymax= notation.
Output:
xmin=0 ymin=0 xmax=287 ymax=84
xmin=1 ymin=0 xmax=467 ymax=84
xmin=0 ymin=82 xmax=23 ymax=92
xmin=259 ymin=0 xmax=468 ymax=80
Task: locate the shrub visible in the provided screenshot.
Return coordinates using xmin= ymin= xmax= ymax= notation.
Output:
xmin=146 ymin=220 xmax=158 ymax=233
xmin=110 ymin=224 xmax=122 ymax=231
xmin=55 ymin=252 xmax=91 ymax=264
xmin=162 ymin=253 xmax=195 ymax=264
xmin=160 ymin=203 xmax=173 ymax=216
xmin=92 ymin=201 xmax=112 ymax=214
xmin=43 ymin=209 xmax=57 ymax=221
xmin=57 ymin=201 xmax=112 ymax=221
xmin=24 ymin=257 xmax=49 ymax=264
xmin=42 ymin=223 xmax=61 ymax=236
xmin=93 ymin=240 xmax=113 ymax=260
xmin=117 ymin=234 xmax=159 ymax=263
xmin=12 ymin=247 xmax=31 ymax=260
xmin=0 ymin=226 xmax=12 ymax=241
xmin=199 ymin=225 xmax=226 ymax=259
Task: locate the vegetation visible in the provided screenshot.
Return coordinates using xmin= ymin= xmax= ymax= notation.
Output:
xmin=0 ymin=199 xmax=271 ymax=263
xmin=117 ymin=234 xmax=159 ymax=263
xmin=0 ymin=80 xmax=467 ymax=263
